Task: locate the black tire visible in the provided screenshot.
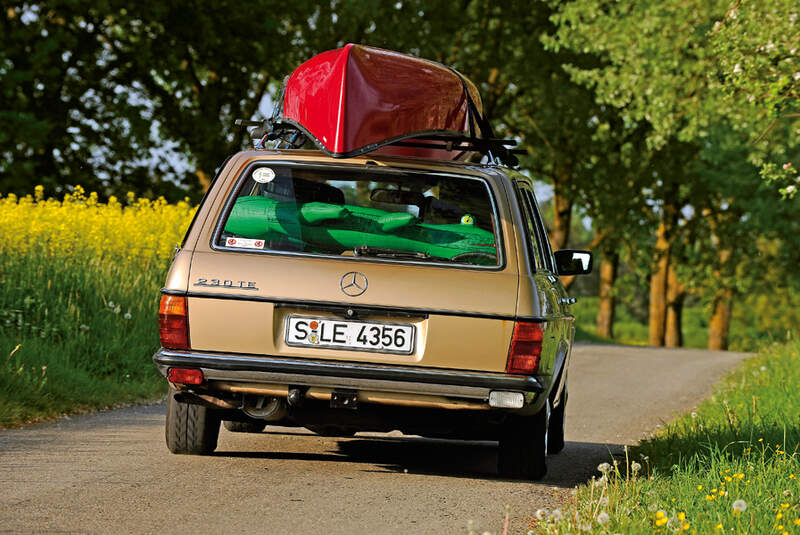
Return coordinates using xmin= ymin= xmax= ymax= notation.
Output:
xmin=223 ymin=420 xmax=267 ymax=433
xmin=165 ymin=389 xmax=221 ymax=455
xmin=498 ymin=401 xmax=549 ymax=480
xmin=548 ymin=386 xmax=567 ymax=455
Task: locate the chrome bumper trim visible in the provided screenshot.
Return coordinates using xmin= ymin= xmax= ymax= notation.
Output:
xmin=153 ymin=349 xmax=543 ymax=400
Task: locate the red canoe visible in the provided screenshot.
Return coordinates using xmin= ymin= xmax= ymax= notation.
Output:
xmin=279 ymin=44 xmax=486 ymax=160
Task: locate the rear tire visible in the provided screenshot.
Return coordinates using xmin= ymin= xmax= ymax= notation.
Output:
xmin=165 ymin=389 xmax=220 ymax=455
xmin=223 ymin=420 xmax=267 ymax=433
xmin=498 ymin=401 xmax=549 ymax=480
xmin=547 ymin=386 xmax=567 ymax=454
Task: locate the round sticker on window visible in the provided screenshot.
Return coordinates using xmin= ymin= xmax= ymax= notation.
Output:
xmin=253 ymin=167 xmax=276 ymax=183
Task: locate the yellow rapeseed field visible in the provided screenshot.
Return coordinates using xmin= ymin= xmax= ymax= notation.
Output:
xmin=0 ymin=185 xmax=196 ymax=268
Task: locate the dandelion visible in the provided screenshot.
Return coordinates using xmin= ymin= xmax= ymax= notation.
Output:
xmin=733 ymin=63 xmax=742 ymax=74
xmin=594 ymin=476 xmax=607 ymax=487
xmin=123 ymin=312 xmax=132 ymax=320
xmin=760 ymin=366 xmax=767 ymax=371
xmin=599 ymin=496 xmax=609 ymax=507
xmin=597 ymin=511 xmax=610 ymax=525
xmin=551 ymin=509 xmax=563 ymax=521
xmin=691 ymin=411 xmax=698 ymax=419
xmin=631 ymin=461 xmax=641 ymax=474
xmin=535 ymin=509 xmax=548 ymax=521
xmin=579 ymin=523 xmax=592 ymax=532
xmin=79 ymin=324 xmax=90 ymax=331
xmin=597 ymin=462 xmax=611 ymax=474
xmin=108 ymin=301 xmax=115 ymax=308
xmin=732 ymin=499 xmax=747 ymax=513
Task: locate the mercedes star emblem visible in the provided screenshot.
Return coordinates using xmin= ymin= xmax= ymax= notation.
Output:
xmin=340 ymin=271 xmax=368 ymax=297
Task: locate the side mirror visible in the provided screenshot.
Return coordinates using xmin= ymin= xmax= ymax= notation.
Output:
xmin=554 ymin=250 xmax=593 ymax=276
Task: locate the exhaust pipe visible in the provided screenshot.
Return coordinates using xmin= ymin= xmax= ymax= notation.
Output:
xmin=173 ymin=391 xmax=238 ymax=410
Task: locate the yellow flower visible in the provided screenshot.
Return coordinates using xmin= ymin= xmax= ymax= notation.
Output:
xmin=697 ymin=485 xmax=703 ymax=490
xmin=782 ymin=504 xmax=790 ymax=509
xmin=793 ymin=518 xmax=800 ymax=526
xmin=716 ymin=524 xmax=723 ymax=530
xmin=682 ymin=523 xmax=690 ymax=531
xmin=678 ymin=512 xmax=686 ymax=521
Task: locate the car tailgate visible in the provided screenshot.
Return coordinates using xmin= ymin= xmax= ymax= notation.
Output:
xmin=184 ymin=250 xmax=518 ymax=373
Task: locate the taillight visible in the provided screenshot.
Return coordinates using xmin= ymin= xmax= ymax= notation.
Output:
xmin=158 ymin=295 xmax=189 ymax=349
xmin=506 ymin=321 xmax=544 ymax=375
xmin=167 ymin=367 xmax=204 ymax=385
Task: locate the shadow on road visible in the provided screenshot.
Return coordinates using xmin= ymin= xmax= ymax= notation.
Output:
xmin=216 ymin=434 xmax=627 ymax=487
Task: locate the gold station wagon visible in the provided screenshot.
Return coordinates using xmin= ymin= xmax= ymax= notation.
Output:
xmin=153 ymin=45 xmax=592 ymax=480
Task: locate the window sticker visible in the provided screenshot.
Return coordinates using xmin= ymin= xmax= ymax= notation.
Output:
xmin=252 ymin=167 xmax=276 ymax=184
xmin=226 ymin=237 xmax=265 ymax=249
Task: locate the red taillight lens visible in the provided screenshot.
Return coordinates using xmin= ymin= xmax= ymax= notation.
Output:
xmin=506 ymin=321 xmax=544 ymax=375
xmin=167 ymin=367 xmax=204 ymax=385
xmin=158 ymin=295 xmax=190 ymax=350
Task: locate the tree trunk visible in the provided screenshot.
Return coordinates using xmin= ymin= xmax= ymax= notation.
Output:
xmin=549 ymin=185 xmax=572 ymax=252
xmin=596 ymin=250 xmax=618 ymax=339
xmin=708 ymin=288 xmax=733 ymax=350
xmin=648 ymin=221 xmax=670 ymax=346
xmin=196 ymin=169 xmax=212 ymax=192
xmin=708 ymin=248 xmax=733 ymax=350
xmin=665 ymin=264 xmax=685 ymax=347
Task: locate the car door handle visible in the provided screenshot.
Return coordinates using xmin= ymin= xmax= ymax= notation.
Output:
xmin=559 ymin=297 xmax=577 ymax=305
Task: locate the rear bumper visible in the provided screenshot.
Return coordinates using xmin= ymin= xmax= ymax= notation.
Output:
xmin=153 ymin=348 xmax=543 ymax=401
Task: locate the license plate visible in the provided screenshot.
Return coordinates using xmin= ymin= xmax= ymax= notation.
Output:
xmin=285 ymin=316 xmax=415 ymax=355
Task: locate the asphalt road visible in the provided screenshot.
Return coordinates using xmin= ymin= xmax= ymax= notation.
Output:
xmin=0 ymin=344 xmax=750 ymax=535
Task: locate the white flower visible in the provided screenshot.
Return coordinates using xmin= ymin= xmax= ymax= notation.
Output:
xmin=732 ymin=499 xmax=747 ymax=513
xmin=631 ymin=461 xmax=642 ymax=474
xmin=79 ymin=324 xmax=90 ymax=331
xmin=733 ymin=63 xmax=742 ymax=74
xmin=597 ymin=462 xmax=611 ymax=474
xmin=597 ymin=511 xmax=610 ymax=525
xmin=760 ymin=366 xmax=767 ymax=371
xmin=535 ymin=509 xmax=548 ymax=521
xmin=551 ymin=509 xmax=563 ymax=521
xmin=114 ymin=305 xmax=121 ymax=314
xmin=579 ymin=523 xmax=592 ymax=532
xmin=599 ymin=496 xmax=609 ymax=507
xmin=786 ymin=184 xmax=797 ymax=194
xmin=123 ymin=312 xmax=132 ymax=320
xmin=691 ymin=411 xmax=698 ymax=419
xmin=594 ymin=476 xmax=607 ymax=487
xmin=108 ymin=301 xmax=115 ymax=308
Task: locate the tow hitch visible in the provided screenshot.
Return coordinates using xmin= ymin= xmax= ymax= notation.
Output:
xmin=330 ymin=389 xmax=358 ymax=410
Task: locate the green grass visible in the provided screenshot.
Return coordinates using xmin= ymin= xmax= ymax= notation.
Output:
xmin=0 ymin=250 xmax=167 ymax=426
xmin=534 ymin=340 xmax=800 ymax=534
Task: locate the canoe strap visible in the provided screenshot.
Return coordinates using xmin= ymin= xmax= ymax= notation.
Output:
xmin=448 ymin=67 xmax=495 ymax=141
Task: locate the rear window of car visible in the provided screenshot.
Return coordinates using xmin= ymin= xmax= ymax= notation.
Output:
xmin=213 ymin=163 xmax=501 ymax=267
